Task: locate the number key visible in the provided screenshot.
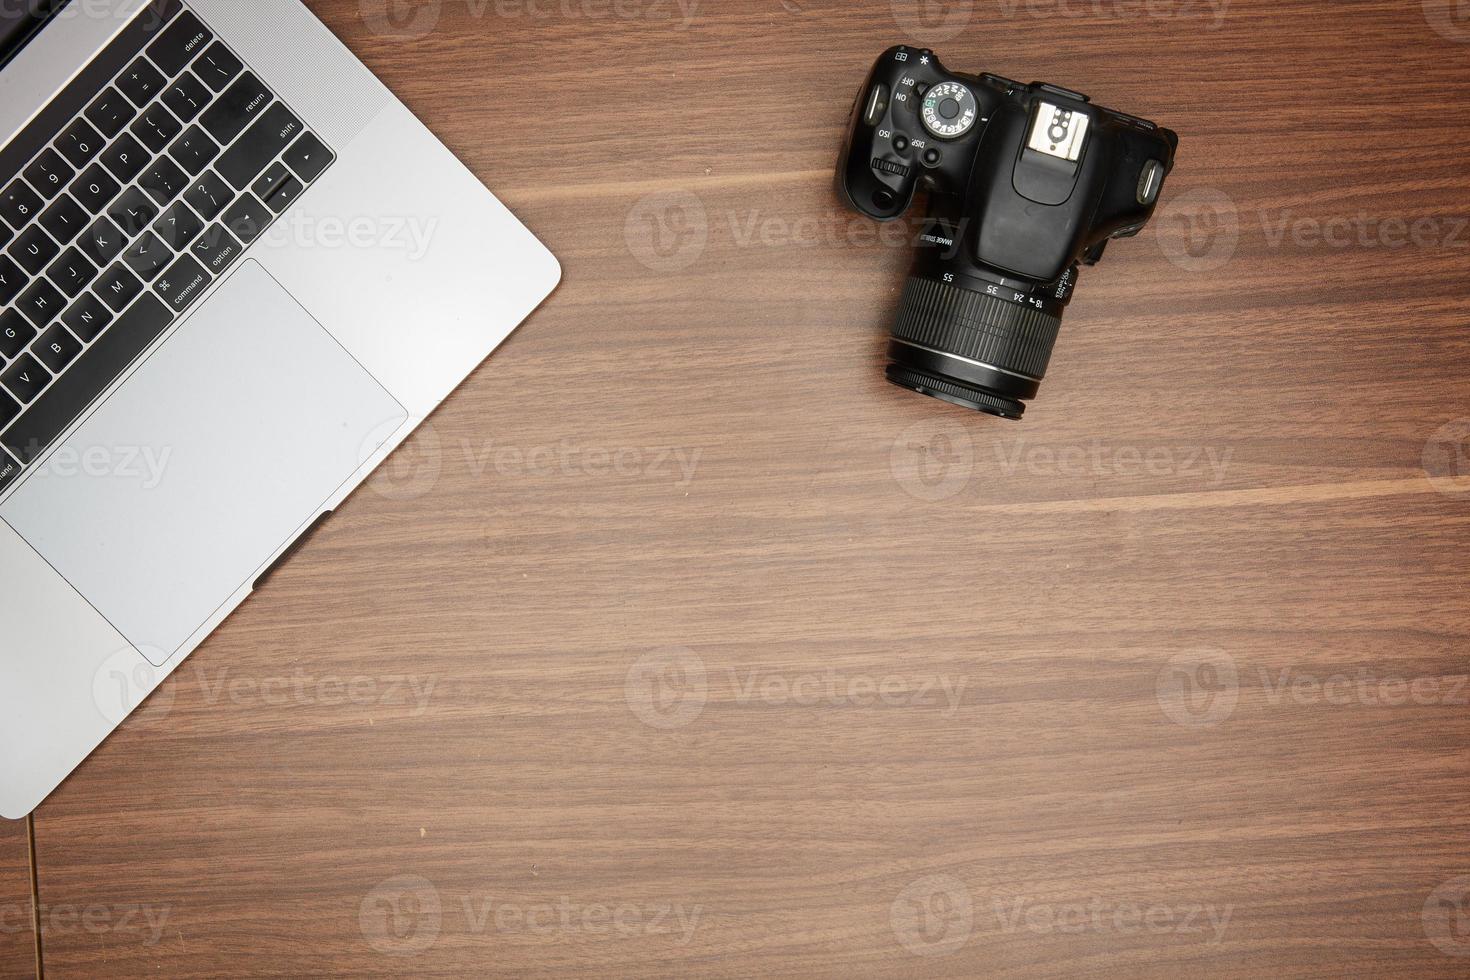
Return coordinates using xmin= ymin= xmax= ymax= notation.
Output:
xmin=23 ymin=149 xmax=75 ymax=200
xmin=55 ymin=118 xmax=104 ymax=168
xmin=0 ymin=180 xmax=42 ymax=229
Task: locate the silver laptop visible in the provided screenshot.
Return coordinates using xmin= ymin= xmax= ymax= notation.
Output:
xmin=0 ymin=0 xmax=561 ymax=818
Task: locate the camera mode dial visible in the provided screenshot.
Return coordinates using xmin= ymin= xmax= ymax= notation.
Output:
xmin=920 ymin=81 xmax=978 ymax=140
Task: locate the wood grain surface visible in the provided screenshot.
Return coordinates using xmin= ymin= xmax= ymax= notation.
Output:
xmin=20 ymin=0 xmax=1470 ymax=976
xmin=0 ymin=821 xmax=34 ymax=979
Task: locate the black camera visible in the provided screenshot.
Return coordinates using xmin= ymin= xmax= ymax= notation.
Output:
xmin=838 ymin=47 xmax=1178 ymax=419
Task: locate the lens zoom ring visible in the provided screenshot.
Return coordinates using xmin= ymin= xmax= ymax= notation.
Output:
xmin=891 ymin=276 xmax=1062 ymax=380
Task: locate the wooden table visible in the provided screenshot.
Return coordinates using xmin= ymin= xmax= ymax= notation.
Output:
xmin=7 ymin=0 xmax=1470 ymax=975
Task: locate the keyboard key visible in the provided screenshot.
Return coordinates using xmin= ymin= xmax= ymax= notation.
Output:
xmin=0 ymin=256 xmax=26 ymax=305
xmin=0 ymin=449 xmax=18 ymax=492
xmin=116 ymin=57 xmax=166 ymax=106
xmin=251 ymin=163 xmax=292 ymax=203
xmin=191 ymin=223 xmax=242 ymax=274
xmin=222 ymin=194 xmax=271 ymax=244
xmin=107 ymin=187 xmax=159 ymax=237
xmin=0 ymin=402 xmax=17 ymax=437
xmin=284 ymin=132 xmax=333 ymax=183
xmin=200 ymin=72 xmax=272 ymax=145
xmin=131 ymin=103 xmax=182 ymax=153
xmin=24 ymin=149 xmax=75 ymax=200
xmin=152 ymin=200 xmax=204 ymax=249
xmin=0 ymin=180 xmax=43 ymax=229
xmin=262 ymin=173 xmax=303 ymax=213
xmin=1 ymin=294 xmax=173 ymax=464
xmin=45 ymin=247 xmax=98 ymax=298
xmin=84 ymin=87 xmax=137 ymax=138
xmin=100 ymin=133 xmax=150 ymax=184
xmin=32 ymin=325 xmax=82 ymax=374
xmin=70 ymin=164 xmax=122 ymax=213
xmin=79 ymin=215 xmax=127 ymax=267
xmin=39 ymin=195 xmax=88 ymax=245
xmin=193 ymin=41 xmax=242 ymax=92
xmin=123 ymin=231 xmax=172 ymax=281
xmin=162 ymin=72 xmax=212 ymax=123
xmin=140 ymin=157 xmax=188 ymax=205
xmin=61 ymin=292 xmax=113 ymax=342
xmin=147 ymin=11 xmax=212 ymax=76
xmin=9 ymin=225 xmax=60 ymax=276
xmin=216 ymin=104 xmax=303 ymax=189
xmin=0 ymin=309 xmax=36 ymax=359
xmin=169 ymin=125 xmax=219 ymax=175
xmin=95 ymin=263 xmax=144 ymax=311
xmin=0 ymin=222 xmax=9 ymax=250
xmin=16 ymin=278 xmax=65 ymax=327
xmin=2 ymin=354 xmax=51 ymax=404
xmin=154 ymin=253 xmax=210 ymax=312
xmin=184 ymin=171 xmax=233 ymax=221
xmin=55 ymin=118 xmax=104 ymax=169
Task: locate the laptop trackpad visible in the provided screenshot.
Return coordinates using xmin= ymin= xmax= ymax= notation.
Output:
xmin=1 ymin=261 xmax=407 ymax=664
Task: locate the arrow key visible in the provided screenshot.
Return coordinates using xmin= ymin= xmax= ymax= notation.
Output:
xmin=283 ymin=131 xmax=333 ymax=183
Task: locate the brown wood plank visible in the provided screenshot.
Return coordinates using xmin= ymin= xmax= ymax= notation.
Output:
xmin=26 ymin=0 xmax=1470 ymax=976
xmin=0 ymin=820 xmax=36 ymax=979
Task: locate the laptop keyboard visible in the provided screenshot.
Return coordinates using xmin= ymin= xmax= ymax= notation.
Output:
xmin=0 ymin=0 xmax=334 ymax=493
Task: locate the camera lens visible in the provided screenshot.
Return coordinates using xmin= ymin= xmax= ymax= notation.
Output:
xmin=885 ymin=273 xmax=1067 ymax=420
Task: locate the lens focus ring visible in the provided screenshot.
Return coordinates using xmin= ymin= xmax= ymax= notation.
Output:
xmin=891 ymin=276 xmax=1062 ymax=381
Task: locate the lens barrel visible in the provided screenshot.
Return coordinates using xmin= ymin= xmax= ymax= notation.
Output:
xmin=886 ymin=274 xmax=1065 ymax=420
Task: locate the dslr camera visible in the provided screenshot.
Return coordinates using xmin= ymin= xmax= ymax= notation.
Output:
xmin=838 ymin=47 xmax=1178 ymax=419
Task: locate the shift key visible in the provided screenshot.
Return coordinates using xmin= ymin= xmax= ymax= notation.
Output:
xmin=216 ymin=103 xmax=304 ymax=190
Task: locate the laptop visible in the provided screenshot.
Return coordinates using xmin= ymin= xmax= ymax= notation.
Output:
xmin=0 ymin=0 xmax=561 ymax=818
